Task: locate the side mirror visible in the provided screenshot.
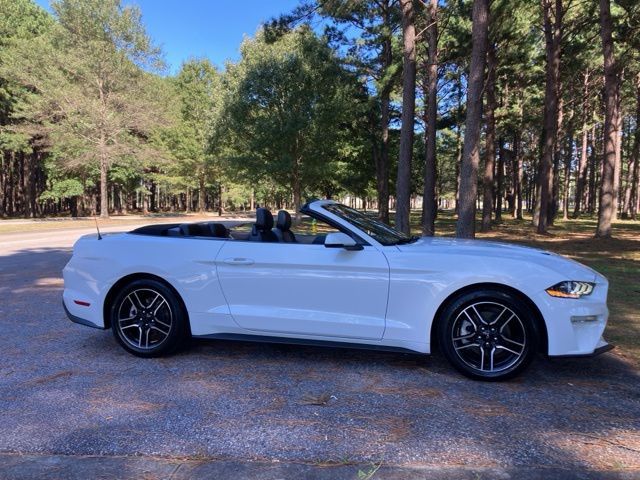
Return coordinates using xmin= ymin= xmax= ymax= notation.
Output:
xmin=324 ymin=232 xmax=363 ymax=251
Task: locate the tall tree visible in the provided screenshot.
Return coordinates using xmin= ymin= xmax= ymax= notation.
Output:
xmin=4 ymin=0 xmax=165 ymax=218
xmin=378 ymin=3 xmax=396 ymax=224
xmin=573 ymin=69 xmax=591 ymax=217
xmin=622 ymin=74 xmax=639 ymax=219
xmin=225 ymin=27 xmax=356 ymax=221
xmin=596 ymin=0 xmax=619 ymax=237
xmin=537 ymin=0 xmax=563 ymax=234
xmin=173 ymin=59 xmax=222 ymax=213
xmin=481 ymin=42 xmax=497 ymax=232
xmin=0 ymin=0 xmax=52 ymax=218
xmin=421 ymin=0 xmax=438 ymax=236
xmin=310 ymin=0 xmax=401 ymax=223
xmin=456 ymin=0 xmax=489 ymax=239
xmin=395 ymin=0 xmax=417 ymax=234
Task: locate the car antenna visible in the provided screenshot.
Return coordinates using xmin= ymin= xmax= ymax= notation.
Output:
xmin=94 ymin=215 xmax=102 ymax=240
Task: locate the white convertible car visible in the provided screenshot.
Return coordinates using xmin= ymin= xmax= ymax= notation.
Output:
xmin=63 ymin=200 xmax=612 ymax=380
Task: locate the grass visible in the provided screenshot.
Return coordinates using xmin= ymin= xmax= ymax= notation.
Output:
xmin=0 ymin=212 xmax=249 ymax=234
xmin=411 ymin=210 xmax=640 ymax=366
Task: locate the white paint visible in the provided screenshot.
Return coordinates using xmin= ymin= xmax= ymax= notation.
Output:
xmin=63 ymin=200 xmax=609 ymax=358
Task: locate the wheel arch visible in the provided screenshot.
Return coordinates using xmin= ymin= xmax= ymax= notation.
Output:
xmin=430 ymin=282 xmax=548 ymax=354
xmin=103 ymin=272 xmax=190 ymax=334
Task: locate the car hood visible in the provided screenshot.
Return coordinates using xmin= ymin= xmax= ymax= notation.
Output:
xmin=396 ymin=236 xmax=600 ymax=282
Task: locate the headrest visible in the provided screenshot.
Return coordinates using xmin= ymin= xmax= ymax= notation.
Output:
xmin=276 ymin=210 xmax=291 ymax=231
xmin=208 ymin=223 xmax=229 ymax=238
xmin=255 ymin=208 xmax=274 ymax=231
xmin=180 ymin=223 xmax=209 ymax=236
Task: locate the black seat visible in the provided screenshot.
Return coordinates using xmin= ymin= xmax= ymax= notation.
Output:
xmin=249 ymin=208 xmax=279 ymax=243
xmin=273 ymin=210 xmax=296 ymax=243
xmin=178 ymin=222 xmax=229 ymax=238
xmin=207 ymin=223 xmax=229 ymax=238
xmin=179 ymin=223 xmax=210 ymax=237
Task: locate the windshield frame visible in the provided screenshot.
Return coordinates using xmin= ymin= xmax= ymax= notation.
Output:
xmin=319 ymin=203 xmax=413 ymax=246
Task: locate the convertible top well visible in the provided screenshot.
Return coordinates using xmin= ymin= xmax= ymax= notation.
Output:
xmin=130 ymin=222 xmax=230 ymax=238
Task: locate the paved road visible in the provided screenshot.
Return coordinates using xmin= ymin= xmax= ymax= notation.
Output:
xmin=0 ymin=227 xmax=639 ymax=478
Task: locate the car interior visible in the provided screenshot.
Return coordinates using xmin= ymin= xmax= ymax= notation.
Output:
xmin=130 ymin=208 xmax=337 ymax=245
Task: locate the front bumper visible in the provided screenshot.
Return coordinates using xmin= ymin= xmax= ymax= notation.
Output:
xmin=549 ymin=338 xmax=614 ymax=358
xmin=533 ymin=280 xmax=610 ymax=356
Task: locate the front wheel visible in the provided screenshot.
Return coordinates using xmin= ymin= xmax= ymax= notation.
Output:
xmin=110 ymin=279 xmax=188 ymax=357
xmin=437 ymin=289 xmax=538 ymax=381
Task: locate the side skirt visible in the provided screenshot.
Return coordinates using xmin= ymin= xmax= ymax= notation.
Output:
xmin=192 ymin=333 xmax=426 ymax=356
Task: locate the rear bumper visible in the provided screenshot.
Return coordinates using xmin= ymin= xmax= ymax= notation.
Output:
xmin=63 ymin=300 xmax=106 ymax=330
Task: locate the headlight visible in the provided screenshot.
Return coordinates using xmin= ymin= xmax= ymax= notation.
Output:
xmin=546 ymin=281 xmax=594 ymax=299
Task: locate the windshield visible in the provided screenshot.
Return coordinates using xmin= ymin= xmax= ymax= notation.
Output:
xmin=323 ymin=203 xmax=414 ymax=246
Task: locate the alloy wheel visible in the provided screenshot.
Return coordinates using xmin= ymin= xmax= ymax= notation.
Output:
xmin=451 ymin=301 xmax=527 ymax=374
xmin=116 ymin=288 xmax=173 ymax=350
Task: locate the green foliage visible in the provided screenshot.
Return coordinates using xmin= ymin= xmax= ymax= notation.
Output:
xmin=39 ymin=178 xmax=84 ymax=201
xmin=224 ymin=26 xmax=363 ymax=206
xmin=0 ymin=0 xmax=52 ymax=152
xmin=1 ymin=0 xmax=640 ymax=222
xmin=1 ymin=0 xmax=169 ymax=216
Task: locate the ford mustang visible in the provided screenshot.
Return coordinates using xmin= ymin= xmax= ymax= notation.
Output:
xmin=63 ymin=199 xmax=612 ymax=380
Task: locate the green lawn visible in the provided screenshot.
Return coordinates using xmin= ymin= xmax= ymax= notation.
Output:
xmin=0 ymin=213 xmax=233 ymax=234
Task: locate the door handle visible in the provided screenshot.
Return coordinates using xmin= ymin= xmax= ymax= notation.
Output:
xmin=223 ymin=257 xmax=254 ymax=266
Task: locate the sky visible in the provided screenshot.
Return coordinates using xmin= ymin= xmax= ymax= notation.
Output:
xmin=34 ymin=0 xmax=302 ymax=74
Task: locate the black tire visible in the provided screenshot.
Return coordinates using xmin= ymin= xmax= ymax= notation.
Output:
xmin=110 ymin=278 xmax=188 ymax=357
xmin=437 ymin=289 xmax=538 ymax=381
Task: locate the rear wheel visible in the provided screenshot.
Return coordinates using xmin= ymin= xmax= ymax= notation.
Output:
xmin=110 ymin=279 xmax=187 ymax=357
xmin=437 ymin=289 xmax=538 ymax=381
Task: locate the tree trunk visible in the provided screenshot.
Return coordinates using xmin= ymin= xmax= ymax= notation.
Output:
xmin=538 ymin=0 xmax=562 ymax=234
xmin=481 ymin=43 xmax=497 ymax=232
xmin=292 ymin=157 xmax=302 ymax=224
xmin=0 ymin=151 xmax=6 ymax=217
xmin=22 ymin=152 xmax=33 ymax=218
xmin=596 ymin=0 xmax=619 ymax=238
xmin=514 ymin=130 xmax=524 ymax=219
xmin=550 ymin=93 xmax=564 ymax=226
xmin=456 ymin=0 xmax=489 ymax=239
xmin=623 ymin=75 xmax=640 ymax=219
xmin=496 ymin=140 xmax=505 ymax=222
xmin=422 ymin=0 xmax=438 ymax=236
xmin=454 ymin=73 xmax=463 ymax=215
xmin=588 ymin=125 xmax=597 ymax=213
xmin=7 ymin=151 xmax=15 ymax=216
xmin=612 ymin=76 xmax=623 ymax=220
xmin=632 ymin=148 xmax=640 ymax=219
xmin=198 ymin=171 xmax=206 ymax=213
xmin=99 ymin=150 xmax=109 ymax=219
xmin=574 ymin=71 xmax=590 ymax=217
xmin=377 ymin=15 xmax=393 ymax=224
xmin=218 ymin=184 xmax=224 ymax=216
xmin=562 ymin=134 xmax=572 ymax=220
xmin=395 ymin=0 xmax=417 ymax=234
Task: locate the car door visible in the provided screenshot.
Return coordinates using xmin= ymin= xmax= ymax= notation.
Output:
xmin=215 ymin=240 xmax=389 ymax=340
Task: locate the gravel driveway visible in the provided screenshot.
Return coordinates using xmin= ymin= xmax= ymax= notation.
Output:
xmin=0 ymin=228 xmax=639 ymax=477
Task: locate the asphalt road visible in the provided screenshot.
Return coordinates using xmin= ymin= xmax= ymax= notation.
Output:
xmin=0 ymin=226 xmax=639 ymax=478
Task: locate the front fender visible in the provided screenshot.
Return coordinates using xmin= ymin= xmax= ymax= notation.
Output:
xmin=381 ymin=249 xmax=570 ymax=352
